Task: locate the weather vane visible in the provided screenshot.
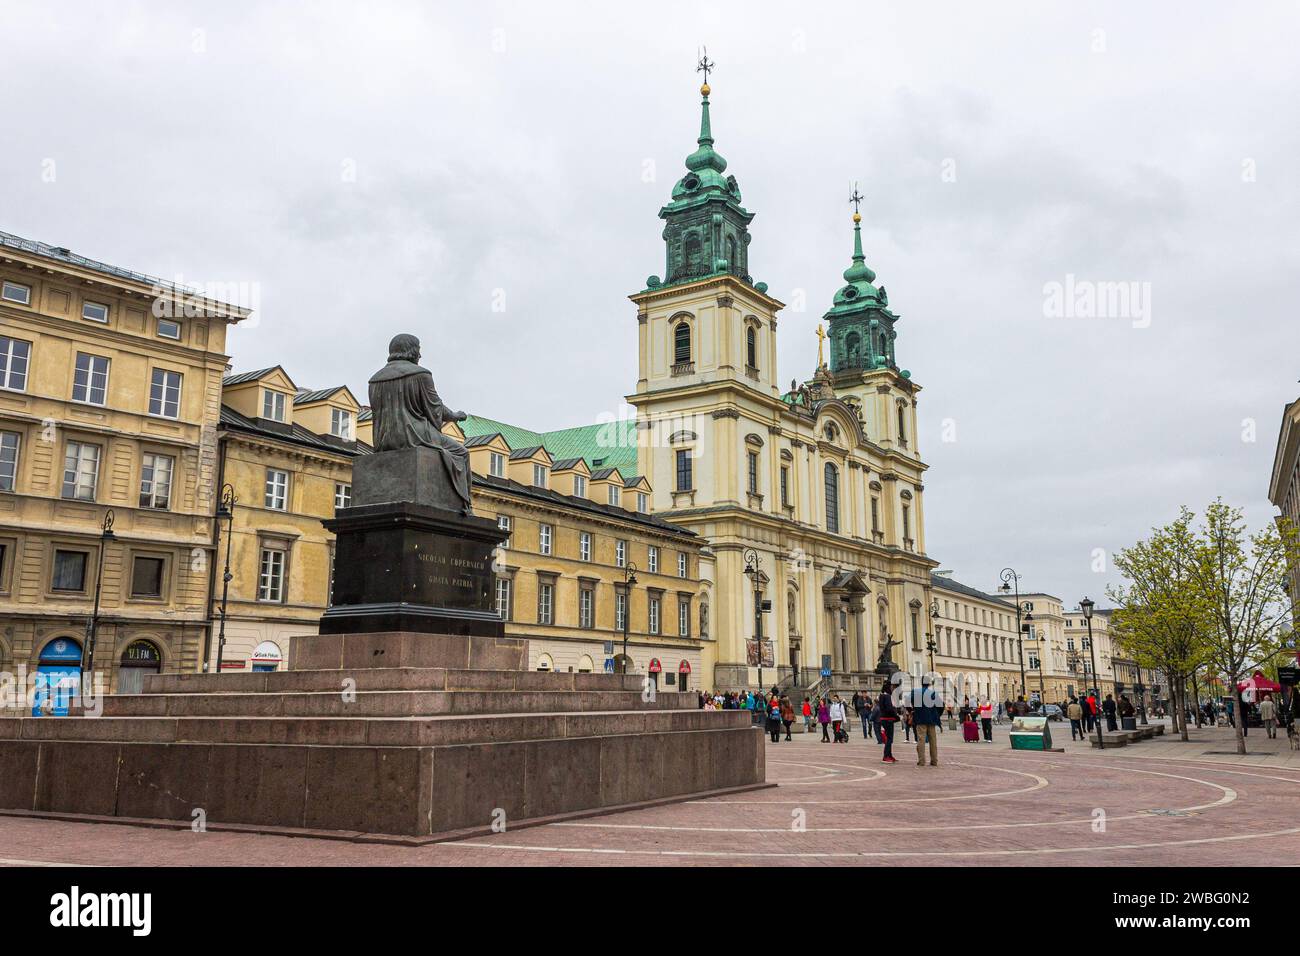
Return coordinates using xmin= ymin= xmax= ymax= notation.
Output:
xmin=849 ymin=182 xmax=864 ymax=217
xmin=697 ymin=47 xmax=715 ymax=86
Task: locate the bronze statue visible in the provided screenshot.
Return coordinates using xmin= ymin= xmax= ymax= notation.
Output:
xmin=368 ymin=333 xmax=472 ymax=513
xmin=877 ymin=635 xmax=900 ymax=666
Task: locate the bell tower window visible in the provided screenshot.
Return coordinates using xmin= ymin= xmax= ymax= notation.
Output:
xmin=673 ymin=321 xmax=692 ymax=366
xmin=824 ymin=462 xmax=840 ymax=534
xmin=745 ymin=326 xmax=758 ymax=372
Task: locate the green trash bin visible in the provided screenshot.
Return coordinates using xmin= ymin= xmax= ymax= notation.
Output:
xmin=1009 ymin=716 xmax=1053 ymax=751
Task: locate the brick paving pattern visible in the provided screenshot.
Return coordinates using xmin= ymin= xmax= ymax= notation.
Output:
xmin=1 ymin=720 xmax=1295 ymax=866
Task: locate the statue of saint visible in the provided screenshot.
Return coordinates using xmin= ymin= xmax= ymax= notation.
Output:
xmin=368 ymin=333 xmax=472 ymax=514
xmin=877 ymin=635 xmax=901 ymax=666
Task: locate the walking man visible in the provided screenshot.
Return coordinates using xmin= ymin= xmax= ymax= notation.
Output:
xmin=1067 ymin=696 xmax=1084 ymax=741
xmin=1260 ymin=693 xmax=1277 ymax=739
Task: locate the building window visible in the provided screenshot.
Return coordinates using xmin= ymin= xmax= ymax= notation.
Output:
xmin=648 ymin=545 xmax=658 ymax=573
xmin=489 ymin=452 xmax=505 ymax=477
xmin=258 ymin=548 xmax=286 ymax=602
xmin=497 ymin=515 xmax=511 ymax=548
xmin=334 ymin=483 xmax=351 ymax=509
xmin=579 ymin=531 xmax=591 ymax=562
xmin=331 ymin=408 xmax=353 ymax=440
xmin=0 ymin=336 xmax=31 ymax=391
xmin=51 ymin=549 xmax=88 ymax=592
xmin=533 ymin=463 xmax=548 ymax=488
xmin=495 ymin=578 xmax=512 ymax=620
xmin=746 ymin=325 xmax=758 ymax=370
xmin=537 ymin=581 xmax=554 ymax=625
xmin=607 ymin=484 xmax=621 ymax=506
xmin=580 ymin=587 xmax=595 ymax=629
xmin=675 ymin=449 xmax=692 ymax=492
xmin=678 ymin=552 xmax=687 ymax=578
xmin=637 ymin=492 xmax=648 ymax=513
xmin=574 ymin=474 xmax=587 ymax=498
xmin=679 ymin=598 xmax=691 ymax=637
xmin=72 ymin=353 xmax=110 ymax=405
xmin=130 ymin=556 xmax=165 ymax=598
xmin=539 ymin=523 xmax=552 ymax=555
xmin=673 ymin=321 xmax=691 ymax=365
xmin=649 ymin=594 xmax=661 ymax=634
xmin=62 ymin=441 xmax=100 ymax=501
xmin=898 ymin=404 xmax=907 ymax=443
xmin=747 ymin=451 xmax=759 ymax=495
xmin=139 ymin=453 xmax=174 ymax=510
xmin=148 ymin=368 xmax=182 ymax=418
xmin=780 ymin=466 xmax=789 ymax=507
xmin=265 ymin=468 xmax=289 ymax=511
xmin=824 ymin=462 xmax=840 ymax=534
xmin=2 ymin=281 xmax=31 ymax=305
xmin=615 ymin=591 xmax=627 ymax=632
xmin=262 ymin=389 xmax=286 ymax=422
xmin=911 ymin=611 xmax=920 ymax=650
xmin=902 ymin=504 xmax=911 ymax=542
xmin=82 ymin=301 xmax=109 ymax=323
xmin=616 ymin=540 xmax=626 ymax=568
xmin=0 ymin=431 xmax=20 ymax=491
xmin=157 ymin=318 xmax=182 ymax=340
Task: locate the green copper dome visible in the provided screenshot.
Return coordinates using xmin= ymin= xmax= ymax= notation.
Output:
xmin=824 ymin=208 xmax=901 ymax=374
xmin=829 ymin=216 xmax=883 ymax=311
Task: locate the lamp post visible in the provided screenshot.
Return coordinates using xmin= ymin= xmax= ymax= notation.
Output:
xmin=619 ymin=561 xmax=638 ymax=674
xmin=999 ymin=568 xmax=1029 ymax=702
xmin=1080 ymin=596 xmax=1105 ymax=750
xmin=214 ymin=484 xmax=237 ymax=674
xmin=1135 ymin=663 xmax=1149 ymax=725
xmin=80 ymin=509 xmax=116 ymax=692
xmin=742 ymin=549 xmax=768 ymax=693
xmin=926 ymin=599 xmax=940 ymax=673
xmin=1026 ymin=612 xmax=1046 ymax=705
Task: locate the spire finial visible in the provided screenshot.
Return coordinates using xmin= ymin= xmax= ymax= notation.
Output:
xmin=849 ymin=182 xmax=864 ymax=224
xmin=696 ymin=46 xmax=715 ymax=95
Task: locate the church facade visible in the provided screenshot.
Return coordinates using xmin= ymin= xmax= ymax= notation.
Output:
xmin=627 ymin=76 xmax=939 ymax=695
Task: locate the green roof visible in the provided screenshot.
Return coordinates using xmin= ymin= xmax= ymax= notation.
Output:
xmin=460 ymin=414 xmax=640 ymax=479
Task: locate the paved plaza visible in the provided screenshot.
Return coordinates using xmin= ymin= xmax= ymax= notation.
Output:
xmin=1 ymin=719 xmax=1297 ymax=867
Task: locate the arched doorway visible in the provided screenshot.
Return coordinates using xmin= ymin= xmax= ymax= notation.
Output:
xmin=613 ymin=653 xmax=634 ymax=675
xmin=577 ymin=654 xmax=594 ymax=674
xmin=33 ymin=637 xmax=82 ymax=716
xmin=118 ymin=640 xmax=162 ymax=694
xmin=250 ymin=640 xmax=283 ymax=673
xmin=647 ymin=658 xmax=662 ymax=689
xmin=536 ymin=653 xmax=555 ymax=673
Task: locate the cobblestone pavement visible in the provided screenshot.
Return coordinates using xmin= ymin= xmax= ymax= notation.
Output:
xmin=1 ymin=721 xmax=1296 ymax=867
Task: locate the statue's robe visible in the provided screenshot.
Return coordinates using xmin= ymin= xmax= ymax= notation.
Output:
xmin=367 ymin=359 xmax=471 ymax=511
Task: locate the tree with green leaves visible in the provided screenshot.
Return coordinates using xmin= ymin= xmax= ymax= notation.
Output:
xmin=1189 ymin=500 xmax=1299 ymax=755
xmin=1109 ymin=507 xmax=1213 ymax=742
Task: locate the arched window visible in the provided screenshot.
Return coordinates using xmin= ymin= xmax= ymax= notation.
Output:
xmin=824 ymin=462 xmax=840 ymax=533
xmin=684 ymin=234 xmax=703 ymax=275
xmin=845 ymin=332 xmax=861 ymax=368
xmin=577 ymin=654 xmax=594 ymax=674
xmin=725 ymin=236 xmax=737 ymax=271
xmin=536 ymin=653 xmax=555 ymax=673
xmin=746 ymin=325 xmax=758 ymax=370
xmin=673 ymin=321 xmax=692 ymax=365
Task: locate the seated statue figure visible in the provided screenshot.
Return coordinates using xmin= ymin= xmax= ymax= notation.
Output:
xmin=367 ymin=333 xmax=472 ymax=514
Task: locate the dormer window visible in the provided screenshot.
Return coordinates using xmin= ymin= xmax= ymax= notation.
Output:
xmin=331 ymin=408 xmax=353 ymax=440
xmin=533 ymin=464 xmax=548 ymax=488
xmin=489 ymin=452 xmax=505 ymax=478
xmin=607 ymin=485 xmax=621 ymax=506
xmin=573 ymin=474 xmax=587 ymax=498
xmin=262 ymin=390 xmax=286 ymax=422
xmin=637 ymin=492 xmax=649 ymax=514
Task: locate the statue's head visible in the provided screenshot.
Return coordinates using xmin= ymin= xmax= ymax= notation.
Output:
xmin=388 ymin=333 xmax=421 ymax=363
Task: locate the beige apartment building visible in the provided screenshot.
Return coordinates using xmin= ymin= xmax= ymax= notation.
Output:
xmin=929 ymin=573 xmax=1025 ymax=704
xmin=0 ymin=230 xmax=248 ymax=700
xmin=1269 ymin=396 xmax=1300 ymax=631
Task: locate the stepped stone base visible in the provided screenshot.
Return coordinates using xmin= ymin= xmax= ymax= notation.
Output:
xmin=0 ymin=631 xmax=768 ymax=840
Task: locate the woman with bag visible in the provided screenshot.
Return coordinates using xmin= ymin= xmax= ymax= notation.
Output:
xmin=877 ymin=683 xmax=899 ymax=763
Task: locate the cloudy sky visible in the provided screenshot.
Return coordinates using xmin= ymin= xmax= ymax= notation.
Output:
xmin=4 ymin=1 xmax=1299 ymax=606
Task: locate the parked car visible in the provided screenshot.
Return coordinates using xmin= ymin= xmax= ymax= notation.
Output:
xmin=1037 ymin=703 xmax=1065 ymax=722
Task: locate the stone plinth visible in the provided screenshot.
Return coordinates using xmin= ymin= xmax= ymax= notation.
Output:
xmin=0 ymin=632 xmax=768 ymax=841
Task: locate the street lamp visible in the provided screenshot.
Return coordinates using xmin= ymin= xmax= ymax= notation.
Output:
xmin=1025 ymin=611 xmax=1046 ymax=706
xmin=927 ymin=599 xmax=940 ymax=673
xmin=999 ymin=568 xmax=1029 ymax=702
xmin=742 ymin=549 xmax=769 ymax=692
xmin=619 ymin=561 xmax=638 ymax=674
xmin=80 ymin=509 xmax=116 ymax=693
xmin=214 ymin=484 xmax=237 ymax=674
xmin=1135 ymin=662 xmax=1149 ymax=725
xmin=1080 ymin=596 xmax=1105 ymax=750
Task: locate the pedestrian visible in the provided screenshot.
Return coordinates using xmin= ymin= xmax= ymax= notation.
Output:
xmin=780 ymin=695 xmax=795 ymax=741
xmin=859 ymin=693 xmax=873 ymax=739
xmin=911 ymin=678 xmax=941 ymax=766
xmin=801 ymin=696 xmax=814 ymax=734
xmin=1119 ymin=694 xmax=1135 ymax=725
xmin=877 ymin=682 xmax=899 ymax=763
xmin=1261 ymin=693 xmax=1277 ymax=739
xmin=830 ymin=695 xmax=847 ymax=743
xmin=767 ymin=699 xmax=782 ymax=743
xmin=870 ymin=698 xmax=883 ymax=743
xmin=978 ymin=698 xmax=994 ymax=742
xmin=817 ymin=697 xmax=831 ymax=743
xmin=1067 ymin=696 xmax=1084 ymax=740
xmin=903 ymin=705 xmax=915 ymax=742
xmin=1103 ymin=693 xmax=1118 ymax=732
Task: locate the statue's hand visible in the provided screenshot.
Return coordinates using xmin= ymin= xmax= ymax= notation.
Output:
xmin=452 ymin=410 xmax=468 ymax=422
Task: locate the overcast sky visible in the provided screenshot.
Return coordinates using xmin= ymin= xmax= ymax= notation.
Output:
xmin=4 ymin=1 xmax=1299 ymax=607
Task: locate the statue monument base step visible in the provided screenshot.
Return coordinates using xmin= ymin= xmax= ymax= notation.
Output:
xmin=0 ymin=630 xmax=768 ymax=841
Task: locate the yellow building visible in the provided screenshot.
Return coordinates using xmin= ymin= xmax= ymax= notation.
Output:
xmin=929 ymin=573 xmax=1026 ymax=704
xmin=1063 ymin=604 xmax=1118 ymax=700
xmin=627 ymin=77 xmax=939 ymax=695
xmin=1269 ymin=396 xmax=1300 ymax=629
xmin=0 ymin=230 xmax=247 ymax=699
xmin=212 ymin=366 xmax=364 ymax=671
